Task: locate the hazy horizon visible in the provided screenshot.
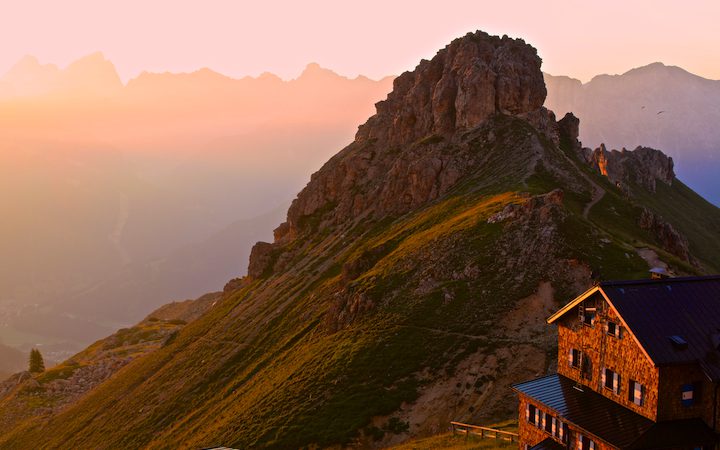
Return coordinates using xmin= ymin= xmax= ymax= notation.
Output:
xmin=1 ymin=1 xmax=719 ymax=84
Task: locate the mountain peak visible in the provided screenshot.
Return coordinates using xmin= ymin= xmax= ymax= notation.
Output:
xmin=297 ymin=62 xmax=342 ymax=80
xmin=355 ymin=30 xmax=547 ymax=147
xmin=267 ymin=30 xmax=551 ymax=247
xmin=64 ymin=52 xmax=122 ymax=91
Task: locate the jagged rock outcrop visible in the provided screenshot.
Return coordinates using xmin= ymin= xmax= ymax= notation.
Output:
xmin=247 ymin=241 xmax=274 ymax=278
xmin=355 ymin=32 xmax=546 ymax=146
xmin=638 ymin=208 xmax=692 ymax=262
xmin=583 ymin=144 xmax=675 ymax=193
xmin=284 ymin=32 xmax=548 ymax=232
xmin=558 ymin=112 xmax=581 ymax=152
xmin=250 ymin=31 xmax=552 ymax=274
xmin=487 ymin=189 xmax=564 ymax=224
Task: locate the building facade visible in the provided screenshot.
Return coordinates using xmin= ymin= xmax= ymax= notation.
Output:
xmin=513 ymin=276 xmax=720 ymax=449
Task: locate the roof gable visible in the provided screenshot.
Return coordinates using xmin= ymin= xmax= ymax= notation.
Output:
xmin=548 ymin=275 xmax=720 ymax=369
xmin=601 ymin=276 xmax=720 ymax=367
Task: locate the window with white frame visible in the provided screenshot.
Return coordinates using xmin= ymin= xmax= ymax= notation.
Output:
xmin=628 ymin=379 xmax=644 ymax=406
xmin=602 ymin=367 xmax=621 ymax=394
xmin=577 ymin=434 xmax=596 ymax=450
xmin=580 ymin=308 xmax=595 ymax=327
xmin=544 ymin=412 xmax=554 ymax=434
xmin=606 ymin=320 xmax=621 ymax=338
xmin=549 ymin=416 xmax=568 ymax=442
xmin=527 ymin=403 xmax=537 ymax=424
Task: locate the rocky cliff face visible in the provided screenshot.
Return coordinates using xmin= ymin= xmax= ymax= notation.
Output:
xmin=254 ymin=31 xmax=552 ymax=274
xmin=582 ymin=144 xmax=675 ymax=193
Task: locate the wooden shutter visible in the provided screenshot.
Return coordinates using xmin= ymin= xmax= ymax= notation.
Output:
xmin=526 ymin=403 xmax=530 ymax=421
xmin=601 ymin=368 xmax=606 ymax=387
xmin=589 ymin=440 xmax=596 ymax=450
xmin=557 ymin=420 xmax=563 ymax=440
xmin=634 ymin=381 xmax=643 ymax=405
xmin=614 ymin=372 xmax=621 ymax=394
xmin=569 ymin=348 xmax=574 ymax=366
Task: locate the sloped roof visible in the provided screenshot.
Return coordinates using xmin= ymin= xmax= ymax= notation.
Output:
xmin=547 ymin=275 xmax=720 ymax=371
xmin=627 ymin=418 xmax=717 ymax=449
xmin=600 ymin=276 xmax=720 ymax=367
xmin=513 ymin=374 xmax=654 ymax=448
xmin=513 ymin=374 xmax=717 ymax=449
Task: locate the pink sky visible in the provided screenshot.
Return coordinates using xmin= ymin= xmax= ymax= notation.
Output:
xmin=1 ymin=0 xmax=718 ymax=83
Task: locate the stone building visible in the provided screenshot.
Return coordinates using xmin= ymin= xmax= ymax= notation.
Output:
xmin=513 ymin=275 xmax=720 ymax=449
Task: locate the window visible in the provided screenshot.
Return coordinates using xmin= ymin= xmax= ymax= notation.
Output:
xmin=581 ymin=309 xmax=595 ymax=327
xmin=550 ymin=417 xmax=567 ymax=442
xmin=629 ymin=380 xmax=644 ymax=406
xmin=570 ymin=348 xmax=582 ymax=368
xmin=581 ymin=354 xmax=593 ymax=381
xmin=606 ymin=321 xmax=621 ymax=338
xmin=682 ymin=383 xmax=697 ymax=407
xmin=577 ymin=434 xmax=596 ymax=450
xmin=527 ymin=404 xmax=537 ymax=424
xmin=602 ymin=367 xmax=621 ymax=394
xmin=544 ymin=413 xmax=554 ymax=433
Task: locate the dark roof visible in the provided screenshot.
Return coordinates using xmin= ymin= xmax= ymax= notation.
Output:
xmin=600 ymin=275 xmax=720 ymax=368
xmin=529 ymin=437 xmax=566 ymax=450
xmin=513 ymin=374 xmax=654 ymax=448
xmin=513 ymin=374 xmax=718 ymax=449
xmin=627 ymin=418 xmax=718 ymax=449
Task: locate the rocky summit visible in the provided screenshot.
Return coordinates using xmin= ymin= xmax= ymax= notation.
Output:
xmin=268 ymin=31 xmax=555 ymax=253
xmin=2 ymin=30 xmax=719 ymax=450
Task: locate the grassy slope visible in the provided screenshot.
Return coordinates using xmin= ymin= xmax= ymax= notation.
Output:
xmin=1 ymin=117 xmax=717 ymax=449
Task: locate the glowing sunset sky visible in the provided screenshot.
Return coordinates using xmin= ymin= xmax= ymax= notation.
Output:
xmin=1 ymin=0 xmax=718 ymax=83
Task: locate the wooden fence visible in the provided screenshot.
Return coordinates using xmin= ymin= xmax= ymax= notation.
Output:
xmin=450 ymin=421 xmax=519 ymax=442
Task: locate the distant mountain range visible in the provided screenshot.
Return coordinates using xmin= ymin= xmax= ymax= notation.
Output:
xmin=544 ymin=63 xmax=720 ymax=205
xmin=0 ymin=55 xmax=393 ymax=353
xmin=1 ymin=53 xmax=719 ymax=360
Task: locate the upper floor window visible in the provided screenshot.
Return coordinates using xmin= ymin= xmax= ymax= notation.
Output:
xmin=606 ymin=321 xmax=621 ymax=338
xmin=569 ymin=348 xmax=582 ymax=368
xmin=629 ymin=379 xmax=645 ymax=406
xmin=580 ymin=306 xmax=595 ymax=327
xmin=602 ymin=367 xmax=621 ymax=394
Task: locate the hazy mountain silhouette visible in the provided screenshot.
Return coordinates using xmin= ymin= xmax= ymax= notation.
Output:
xmin=0 ymin=55 xmax=393 ymax=352
xmin=544 ymin=63 xmax=720 ymax=205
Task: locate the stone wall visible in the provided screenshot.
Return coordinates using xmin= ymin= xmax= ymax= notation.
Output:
xmin=556 ymin=292 xmax=659 ymax=420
